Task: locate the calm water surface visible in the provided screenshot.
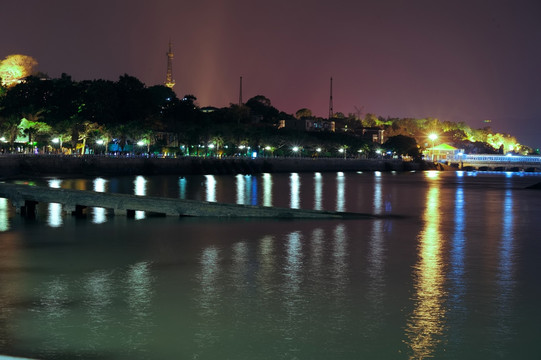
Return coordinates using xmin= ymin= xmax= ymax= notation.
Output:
xmin=1 ymin=171 xmax=541 ymax=359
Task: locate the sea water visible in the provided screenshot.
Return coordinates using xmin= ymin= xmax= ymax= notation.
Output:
xmin=1 ymin=170 xmax=541 ymax=359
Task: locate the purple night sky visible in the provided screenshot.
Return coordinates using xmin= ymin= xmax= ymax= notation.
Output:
xmin=2 ymin=0 xmax=540 ymax=148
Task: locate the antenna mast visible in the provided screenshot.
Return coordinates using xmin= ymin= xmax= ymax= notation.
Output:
xmin=329 ymin=77 xmax=334 ymax=119
xmin=239 ymin=76 xmax=243 ymax=105
xmin=165 ymin=41 xmax=175 ymax=89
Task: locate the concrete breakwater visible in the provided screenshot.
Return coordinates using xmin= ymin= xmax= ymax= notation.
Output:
xmin=0 ymin=182 xmax=389 ymax=219
xmin=0 ymin=155 xmax=428 ymax=178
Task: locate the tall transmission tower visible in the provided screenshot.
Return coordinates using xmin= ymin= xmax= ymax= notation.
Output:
xmin=165 ymin=41 xmax=175 ymax=89
xmin=239 ymin=76 xmax=243 ymax=105
xmin=329 ymin=77 xmax=334 ymax=119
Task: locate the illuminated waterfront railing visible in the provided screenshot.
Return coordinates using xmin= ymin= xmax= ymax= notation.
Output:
xmin=448 ymin=153 xmax=541 ymax=164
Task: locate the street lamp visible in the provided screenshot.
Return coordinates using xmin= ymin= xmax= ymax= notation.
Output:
xmin=52 ymin=138 xmax=60 ymax=154
xmin=96 ymin=139 xmax=104 ymax=155
xmin=428 ymin=134 xmax=438 ymax=161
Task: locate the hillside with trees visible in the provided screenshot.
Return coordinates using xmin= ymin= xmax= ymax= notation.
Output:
xmin=0 ymin=69 xmax=535 ymax=159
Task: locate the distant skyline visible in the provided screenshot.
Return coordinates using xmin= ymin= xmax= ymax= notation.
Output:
xmin=1 ymin=0 xmax=540 ymax=148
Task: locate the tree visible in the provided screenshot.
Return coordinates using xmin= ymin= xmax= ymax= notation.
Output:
xmin=0 ymin=114 xmax=22 ymax=151
xmin=0 ymin=54 xmax=38 ymax=87
xmin=245 ymin=95 xmax=279 ymax=124
xmin=19 ymin=112 xmax=51 ymax=149
xmin=295 ymin=108 xmax=312 ymax=119
xmin=384 ymin=135 xmax=420 ymax=159
xmin=362 ymin=113 xmax=379 ymax=127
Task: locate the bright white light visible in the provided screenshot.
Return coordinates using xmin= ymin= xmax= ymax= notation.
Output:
xmin=338 ymin=148 xmax=344 ymax=153
xmin=205 ymin=175 xmax=216 ymax=202
xmin=357 ymin=149 xmax=363 ymax=153
xmin=316 ymin=147 xmax=322 ymax=152
xmin=292 ymin=146 xmax=299 ymax=152
xmin=52 ymin=138 xmax=59 ymax=144
xmin=239 ymin=145 xmax=246 ymax=149
xmin=137 ymin=141 xmax=145 ymax=146
xmin=134 ymin=176 xmax=147 ymax=219
xmin=208 ymin=144 xmax=215 ymax=149
xmin=376 ymin=150 xmax=381 ymax=154
xmin=265 ymin=146 xmax=271 ymax=150
xmin=96 ymin=139 xmax=104 ymax=145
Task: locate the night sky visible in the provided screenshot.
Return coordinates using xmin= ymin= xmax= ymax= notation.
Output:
xmin=2 ymin=0 xmax=540 ymax=148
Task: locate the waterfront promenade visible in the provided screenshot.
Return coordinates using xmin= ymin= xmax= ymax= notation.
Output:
xmin=0 ymin=154 xmax=427 ymax=178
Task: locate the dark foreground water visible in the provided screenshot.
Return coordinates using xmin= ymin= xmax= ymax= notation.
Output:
xmin=1 ymin=170 xmax=541 ymax=359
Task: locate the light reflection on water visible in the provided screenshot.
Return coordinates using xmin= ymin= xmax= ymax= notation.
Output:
xmin=282 ymin=231 xmax=304 ymax=355
xmin=0 ymin=198 xmax=9 ymax=232
xmin=133 ymin=176 xmax=147 ymax=220
xmin=47 ymin=179 xmax=63 ymax=228
xmin=447 ymin=179 xmax=467 ymax=354
xmin=179 ymin=177 xmax=187 ymax=199
xmin=262 ymin=173 xmax=273 ymax=207
xmin=405 ymin=172 xmax=446 ymax=358
xmin=365 ymin=217 xmax=386 ymax=336
xmin=493 ymin=189 xmax=516 ymax=351
xmin=314 ymin=172 xmax=323 ymax=210
xmin=205 ymin=175 xmax=216 ymax=202
xmin=235 ymin=174 xmax=245 ymax=204
xmin=290 ymin=173 xmax=300 ymax=209
xmin=373 ymin=171 xmax=383 ymax=214
xmin=336 ymin=172 xmax=345 ymax=212
xmin=195 ymin=246 xmax=221 ymax=353
xmin=330 ymin=224 xmax=348 ymax=333
xmin=92 ymin=178 xmax=107 ymax=224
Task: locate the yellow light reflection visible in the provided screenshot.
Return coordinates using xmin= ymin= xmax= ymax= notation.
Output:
xmin=405 ymin=183 xmax=446 ymax=358
xmin=425 ymin=170 xmax=440 ymax=180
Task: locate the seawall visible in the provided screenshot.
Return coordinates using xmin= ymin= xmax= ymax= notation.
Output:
xmin=0 ymin=155 xmax=431 ymax=178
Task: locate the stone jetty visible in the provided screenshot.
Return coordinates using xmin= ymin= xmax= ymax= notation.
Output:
xmin=0 ymin=182 xmax=386 ymax=220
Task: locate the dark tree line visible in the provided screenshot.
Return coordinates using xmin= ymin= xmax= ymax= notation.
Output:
xmin=2 ymin=73 xmax=480 ymax=159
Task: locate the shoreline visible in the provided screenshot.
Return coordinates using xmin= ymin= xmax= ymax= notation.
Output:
xmin=0 ymin=155 xmax=434 ymax=179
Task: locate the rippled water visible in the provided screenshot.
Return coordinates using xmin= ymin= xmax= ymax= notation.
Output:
xmin=1 ymin=171 xmax=541 ymax=359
